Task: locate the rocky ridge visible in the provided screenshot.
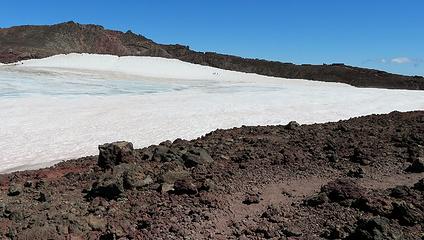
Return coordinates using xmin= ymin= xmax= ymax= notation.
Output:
xmin=1 ymin=21 xmax=423 ymax=90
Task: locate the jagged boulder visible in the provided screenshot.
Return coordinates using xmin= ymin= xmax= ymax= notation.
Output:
xmin=98 ymin=141 xmax=138 ymax=169
xmin=7 ymin=184 xmax=21 ymax=197
xmin=304 ymin=192 xmax=329 ymax=207
xmin=158 ymin=162 xmax=191 ymax=193
xmin=321 ymin=179 xmax=365 ymax=202
xmin=405 ymin=158 xmax=424 ymax=173
xmin=182 ymin=148 xmax=214 ymax=168
xmin=87 ymin=174 xmax=125 ymax=200
xmin=87 ymin=163 xmax=154 ymax=200
xmin=350 ymin=147 xmax=372 ymax=165
xmin=121 ymin=164 xmax=153 ymax=190
xmin=36 ymin=192 xmax=51 ymax=202
xmin=391 ymin=201 xmax=424 ymax=226
xmin=347 ymin=167 xmax=365 ymax=178
xmin=413 ymin=178 xmax=424 ymax=191
xmin=173 ymin=179 xmax=198 ymax=195
xmin=389 ymin=185 xmax=412 ymax=198
xmin=347 ymin=217 xmax=402 ymax=240
xmin=152 ymin=145 xmax=182 ymax=162
xmin=285 ymin=121 xmax=300 ymax=130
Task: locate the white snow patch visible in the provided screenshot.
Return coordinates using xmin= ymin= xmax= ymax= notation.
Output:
xmin=13 ymin=53 xmax=254 ymax=81
xmin=0 ymin=53 xmax=423 ymax=173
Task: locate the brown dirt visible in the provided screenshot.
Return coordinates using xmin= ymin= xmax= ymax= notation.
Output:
xmin=0 ymin=111 xmax=423 ymax=239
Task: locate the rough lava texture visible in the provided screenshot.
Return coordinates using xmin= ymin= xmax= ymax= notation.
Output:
xmin=1 ymin=21 xmax=423 ymax=90
xmin=1 ymin=111 xmax=424 ymax=239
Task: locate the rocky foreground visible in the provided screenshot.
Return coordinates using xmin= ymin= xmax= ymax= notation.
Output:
xmin=1 ymin=111 xmax=424 ymax=239
xmin=1 ymin=21 xmax=424 ymax=90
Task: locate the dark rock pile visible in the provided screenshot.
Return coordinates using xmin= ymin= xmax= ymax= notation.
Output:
xmin=0 ymin=111 xmax=423 ymax=239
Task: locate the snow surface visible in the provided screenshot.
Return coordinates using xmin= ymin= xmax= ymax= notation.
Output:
xmin=0 ymin=53 xmax=423 ymax=173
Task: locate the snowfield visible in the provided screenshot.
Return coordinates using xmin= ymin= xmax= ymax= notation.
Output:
xmin=0 ymin=53 xmax=423 ymax=173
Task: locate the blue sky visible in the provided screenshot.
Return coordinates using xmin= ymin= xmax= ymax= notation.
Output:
xmin=1 ymin=0 xmax=423 ymax=76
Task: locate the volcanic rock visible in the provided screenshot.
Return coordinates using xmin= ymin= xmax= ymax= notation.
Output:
xmin=98 ymin=141 xmax=137 ymax=169
xmin=0 ymin=111 xmax=423 ymax=239
xmin=304 ymin=192 xmax=329 ymax=206
xmin=242 ymin=193 xmax=261 ymax=205
xmin=261 ymin=205 xmax=285 ymax=223
xmin=413 ymin=178 xmax=424 ymax=191
xmin=122 ymin=165 xmax=152 ymax=189
xmin=87 ymin=174 xmax=125 ymax=200
xmin=391 ymin=201 xmax=424 ymax=226
xmin=321 ymin=179 xmax=365 ymax=202
xmin=347 ymin=167 xmax=365 ymax=178
xmin=405 ymin=158 xmax=424 ymax=173
xmin=347 ymin=217 xmax=402 ymax=240
xmin=389 ymin=185 xmax=412 ymax=198
xmin=151 ymin=145 xmax=181 ymax=162
xmin=182 ymin=147 xmax=214 ymax=168
xmin=173 ymin=179 xmax=198 ymax=195
xmin=86 ymin=215 xmax=107 ymax=231
xmin=350 ymin=147 xmax=372 ymax=165
xmin=285 ymin=121 xmax=300 ymax=130
xmin=36 ymin=192 xmax=51 ymax=202
xmin=7 ymin=184 xmax=21 ymax=196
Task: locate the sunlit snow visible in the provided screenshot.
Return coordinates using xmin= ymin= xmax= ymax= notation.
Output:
xmin=0 ymin=53 xmax=423 ymax=173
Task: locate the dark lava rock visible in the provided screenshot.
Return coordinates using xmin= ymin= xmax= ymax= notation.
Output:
xmin=87 ymin=176 xmax=125 ymax=200
xmin=327 ymin=151 xmax=339 ymax=163
xmin=36 ymin=192 xmax=51 ymax=202
xmin=405 ymin=158 xmax=424 ymax=173
xmin=350 ymin=147 xmax=372 ymax=165
xmin=98 ymin=141 xmax=137 ymax=169
xmin=16 ymin=225 xmax=60 ymax=239
xmin=347 ymin=217 xmax=402 ymax=240
xmin=407 ymin=144 xmax=423 ymax=162
xmin=242 ymin=193 xmax=261 ymax=205
xmin=7 ymin=184 xmax=21 ymax=196
xmin=353 ymin=196 xmax=393 ymax=216
xmin=35 ymin=180 xmax=46 ymax=189
xmin=282 ymin=227 xmax=302 ymax=237
xmin=389 ymin=185 xmax=412 ymax=198
xmin=86 ymin=215 xmax=107 ymax=231
xmin=160 ymin=169 xmax=190 ymax=184
xmin=137 ymin=219 xmax=151 ymax=230
xmin=321 ymin=179 xmax=364 ymax=202
xmin=1 ymin=111 xmax=424 ymax=239
xmin=413 ymin=178 xmax=424 ymax=191
xmin=182 ymin=147 xmax=214 ymax=168
xmin=173 ymin=179 xmax=198 ymax=195
xmin=304 ymin=192 xmax=329 ymax=207
xmin=391 ymin=201 xmax=424 ymax=226
xmin=122 ymin=165 xmax=153 ymax=190
xmin=151 ymin=145 xmax=181 ymax=162
xmin=200 ymin=178 xmax=219 ymax=192
xmin=347 ymin=167 xmax=365 ymax=178
xmin=99 ymin=233 xmax=116 ymax=240
xmin=23 ymin=181 xmax=33 ymax=188
xmin=285 ymin=121 xmax=300 ymax=130
xmin=321 ymin=225 xmax=350 ymax=239
xmin=261 ymin=205 xmax=284 ymax=223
